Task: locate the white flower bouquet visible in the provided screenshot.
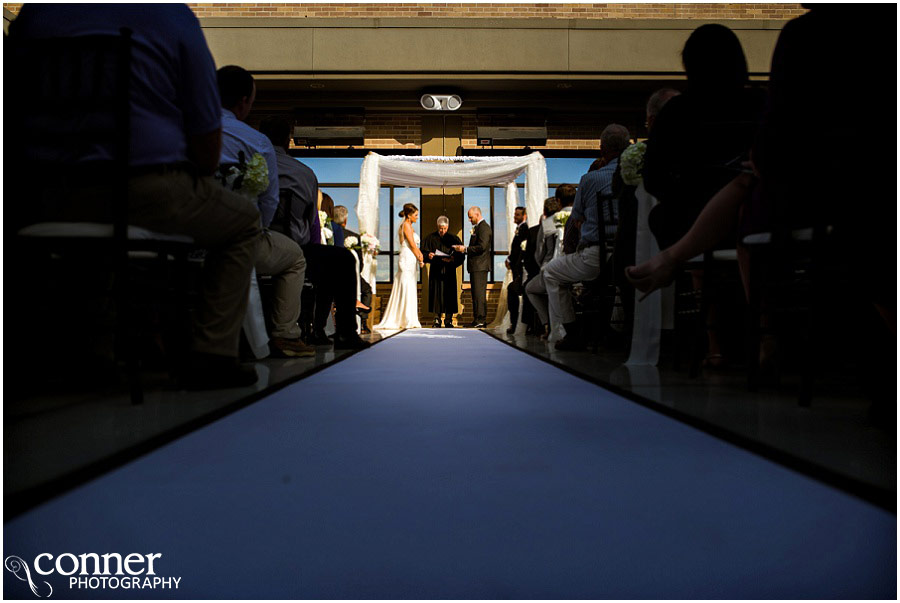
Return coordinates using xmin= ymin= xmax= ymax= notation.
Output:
xmin=520 ymin=240 xmax=527 ymax=251
xmin=215 ymin=151 xmax=269 ymax=200
xmin=344 ymin=235 xmax=359 ymax=250
xmin=554 ymin=208 xmax=572 ymax=228
xmin=359 ymin=233 xmax=381 ymax=254
xmin=619 ymin=141 xmax=647 ymax=186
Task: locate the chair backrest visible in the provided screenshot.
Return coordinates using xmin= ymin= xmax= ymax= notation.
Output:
xmin=273 ymin=188 xmax=296 ymax=239
xmin=8 ymin=29 xmax=133 ymax=242
xmin=595 ymin=191 xmax=618 ymax=249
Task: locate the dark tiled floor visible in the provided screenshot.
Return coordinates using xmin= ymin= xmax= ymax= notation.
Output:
xmin=4 ymin=331 xmax=394 ymax=510
xmin=486 ymin=327 xmax=896 ymax=500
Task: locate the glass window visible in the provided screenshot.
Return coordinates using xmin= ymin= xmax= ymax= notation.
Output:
xmin=377 ymin=188 xmax=391 ymax=245
xmin=300 ymin=157 xmax=364 ymax=183
xmin=494 ymin=255 xmax=509 ymax=281
xmin=546 ymin=157 xmax=595 ymax=186
xmin=376 ymin=256 xmax=390 ymax=282
xmin=393 ymin=188 xmax=422 ymax=239
xmin=319 ymin=186 xmax=359 ymax=233
xmin=463 ymin=188 xmax=491 ymax=283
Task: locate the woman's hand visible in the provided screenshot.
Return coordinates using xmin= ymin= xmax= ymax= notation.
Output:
xmin=428 ymin=252 xmax=435 ymax=260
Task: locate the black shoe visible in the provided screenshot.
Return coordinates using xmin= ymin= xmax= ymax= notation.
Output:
xmin=179 ymin=353 xmax=258 ymax=390
xmin=554 ymin=336 xmax=586 ymax=351
xmin=270 ymin=337 xmax=317 ymax=358
xmin=433 ymin=319 xmax=442 ymax=328
xmin=473 ymin=322 xmax=487 ymax=329
xmin=360 ymin=325 xmax=371 ymax=335
xmin=506 ymin=325 xmax=517 ymax=334
xmin=334 ymin=333 xmax=371 ymax=350
xmin=444 ymin=321 xmax=454 ymax=328
xmin=308 ymin=331 xmax=333 ymax=346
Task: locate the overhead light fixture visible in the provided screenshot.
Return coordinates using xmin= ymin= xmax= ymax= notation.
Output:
xmin=420 ymin=94 xmax=463 ymax=111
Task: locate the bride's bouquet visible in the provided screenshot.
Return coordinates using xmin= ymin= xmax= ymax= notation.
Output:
xmin=344 ymin=235 xmax=359 ymax=250
xmin=619 ymin=141 xmax=647 ymax=186
xmin=215 ymin=151 xmax=269 ymax=200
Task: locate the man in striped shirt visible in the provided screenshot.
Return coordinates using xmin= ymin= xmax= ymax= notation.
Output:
xmin=543 ymin=124 xmax=631 ymax=351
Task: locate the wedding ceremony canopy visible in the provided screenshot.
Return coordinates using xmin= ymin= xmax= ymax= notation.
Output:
xmin=356 ymin=152 xmax=548 ymax=325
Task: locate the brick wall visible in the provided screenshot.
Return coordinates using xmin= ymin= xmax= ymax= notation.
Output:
xmin=4 ymin=4 xmax=806 ymax=20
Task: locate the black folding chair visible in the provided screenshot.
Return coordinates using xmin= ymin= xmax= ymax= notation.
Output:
xmin=8 ymin=29 xmax=195 ymax=404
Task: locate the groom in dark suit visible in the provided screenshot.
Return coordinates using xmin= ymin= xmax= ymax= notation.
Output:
xmin=453 ymin=206 xmax=492 ymax=328
xmin=506 ymin=206 xmax=530 ymax=334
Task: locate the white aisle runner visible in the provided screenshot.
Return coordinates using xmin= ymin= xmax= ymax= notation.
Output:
xmin=4 ymin=331 xmax=895 ymax=599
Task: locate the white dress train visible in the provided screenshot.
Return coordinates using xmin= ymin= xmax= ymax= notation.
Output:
xmin=374 ymin=230 xmax=421 ymax=330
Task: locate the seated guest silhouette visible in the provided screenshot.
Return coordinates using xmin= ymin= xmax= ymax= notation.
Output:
xmin=216 ymin=65 xmax=314 ymax=358
xmin=544 ymin=124 xmax=631 ymax=351
xmin=9 ymin=5 xmax=263 ymax=388
xmin=333 ymin=205 xmax=374 ymax=332
xmin=259 ymin=117 xmax=370 ymax=350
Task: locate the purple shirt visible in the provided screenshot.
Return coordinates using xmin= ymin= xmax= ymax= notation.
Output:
xmin=11 ymin=4 xmax=221 ymax=167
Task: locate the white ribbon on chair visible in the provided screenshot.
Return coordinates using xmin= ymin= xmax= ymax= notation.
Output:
xmin=626 ymin=182 xmax=666 ymax=366
xmin=487 ymin=181 xmax=521 ymax=329
xmin=242 ymin=268 xmax=270 ymax=359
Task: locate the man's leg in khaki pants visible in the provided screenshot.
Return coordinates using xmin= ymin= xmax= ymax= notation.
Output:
xmin=128 ymin=172 xmax=260 ymax=363
xmin=255 ymin=230 xmax=306 ymax=340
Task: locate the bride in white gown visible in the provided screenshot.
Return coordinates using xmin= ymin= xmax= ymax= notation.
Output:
xmin=374 ymin=203 xmax=425 ymax=330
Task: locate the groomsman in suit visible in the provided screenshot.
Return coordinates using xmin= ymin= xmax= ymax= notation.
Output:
xmin=505 ymin=206 xmax=530 ymax=334
xmin=522 ymin=220 xmax=543 ymax=334
xmin=453 ymin=206 xmax=492 ymax=328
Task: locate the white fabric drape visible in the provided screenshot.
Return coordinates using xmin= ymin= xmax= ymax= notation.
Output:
xmin=626 ymin=182 xmax=664 ymax=366
xmin=242 ymin=268 xmax=270 ymax=359
xmin=357 ymin=152 xmax=548 ymax=325
xmin=487 ymin=181 xmax=521 ymax=328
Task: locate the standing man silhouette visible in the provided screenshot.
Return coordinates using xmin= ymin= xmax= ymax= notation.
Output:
xmin=453 ymin=206 xmax=492 ymax=328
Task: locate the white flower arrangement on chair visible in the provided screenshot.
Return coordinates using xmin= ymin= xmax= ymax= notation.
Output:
xmin=359 ymin=233 xmax=381 ymax=254
xmin=215 ymin=151 xmax=269 ymax=201
xmin=619 ymin=141 xmax=647 ymax=186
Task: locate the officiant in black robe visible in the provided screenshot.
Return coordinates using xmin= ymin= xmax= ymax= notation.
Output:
xmin=422 ymin=217 xmax=465 ymax=327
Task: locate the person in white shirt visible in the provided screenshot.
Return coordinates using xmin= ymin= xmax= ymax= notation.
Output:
xmin=217 ymin=66 xmax=313 ymax=358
